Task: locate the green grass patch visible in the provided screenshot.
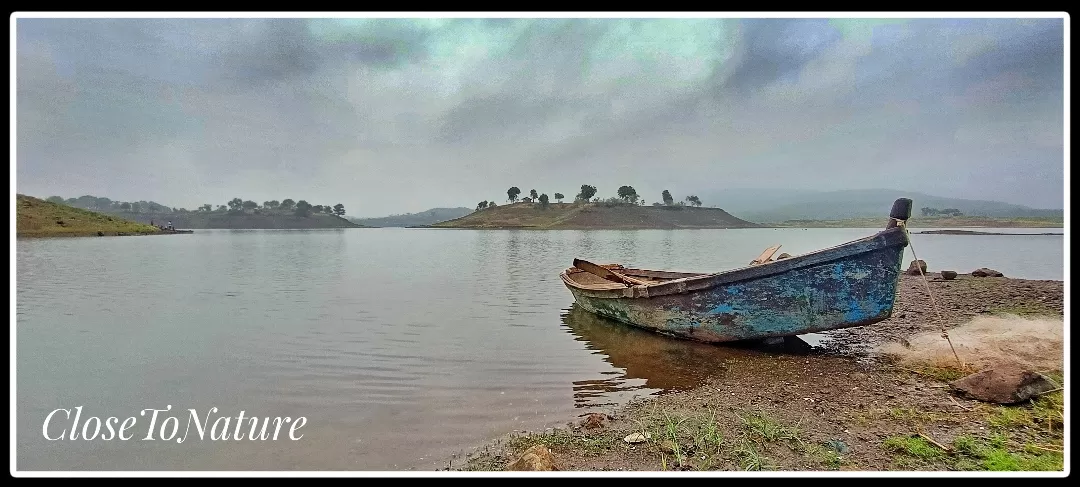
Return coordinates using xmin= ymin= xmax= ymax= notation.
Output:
xmin=883 ymin=435 xmax=946 ymax=460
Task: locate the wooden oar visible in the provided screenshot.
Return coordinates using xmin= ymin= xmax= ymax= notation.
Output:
xmin=572 ymin=259 xmax=650 ymax=287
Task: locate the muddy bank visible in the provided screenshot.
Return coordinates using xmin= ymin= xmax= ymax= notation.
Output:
xmin=457 ymin=274 xmax=1064 ymax=472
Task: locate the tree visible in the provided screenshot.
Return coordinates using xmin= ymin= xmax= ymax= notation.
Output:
xmin=488 ymin=201 xmax=497 ymax=208
xmin=227 ymin=198 xmax=244 ymax=212
xmin=323 ymin=206 xmax=333 ymax=215
xmin=46 ymin=196 xmax=65 ymax=204
xmin=507 ymin=187 xmax=521 ymax=203
xmin=216 ymin=205 xmax=227 ymax=212
xmin=685 ymin=195 xmax=702 ymax=207
xmin=530 ymin=189 xmax=538 ymax=201
xmin=477 ymin=201 xmax=489 ymax=211
xmin=199 ymin=204 xmax=212 ymax=212
xmin=293 ymin=200 xmax=312 ymax=216
xmin=280 ymin=199 xmax=296 ymax=211
xmin=333 ymin=203 xmax=346 ymax=216
xmin=554 ymin=193 xmax=564 ymax=203
xmin=263 ymin=200 xmax=280 ymax=210
xmin=617 ymin=185 xmax=639 ymax=204
xmin=577 ymin=184 xmax=597 ymax=202
xmin=522 ymin=197 xmax=533 ymax=203
xmin=120 ymin=202 xmax=132 ymax=210
xmin=661 ymin=190 xmax=674 ymax=206
xmin=313 ymin=205 xmax=324 ymax=213
xmin=538 ymin=193 xmax=549 ymax=209
xmin=242 ymin=200 xmax=258 ymax=212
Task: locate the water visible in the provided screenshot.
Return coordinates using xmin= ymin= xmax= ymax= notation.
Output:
xmin=15 ymin=227 xmax=1064 ymax=470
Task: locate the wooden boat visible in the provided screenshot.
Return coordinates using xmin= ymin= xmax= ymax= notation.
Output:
xmin=559 ymin=198 xmax=913 ymax=344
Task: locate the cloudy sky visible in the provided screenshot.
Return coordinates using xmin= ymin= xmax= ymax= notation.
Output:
xmin=15 ymin=16 xmax=1065 ymax=216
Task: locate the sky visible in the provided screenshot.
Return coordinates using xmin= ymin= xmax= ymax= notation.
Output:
xmin=15 ymin=16 xmax=1066 ymax=216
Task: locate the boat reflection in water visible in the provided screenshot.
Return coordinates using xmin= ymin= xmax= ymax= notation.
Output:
xmin=560 ymin=304 xmax=812 ymax=409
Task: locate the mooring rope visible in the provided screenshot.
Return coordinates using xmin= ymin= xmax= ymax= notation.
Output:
xmin=894 ymin=219 xmax=965 ymax=369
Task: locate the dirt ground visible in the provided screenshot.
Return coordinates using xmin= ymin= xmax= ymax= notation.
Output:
xmin=457 ymin=274 xmax=1065 ymax=472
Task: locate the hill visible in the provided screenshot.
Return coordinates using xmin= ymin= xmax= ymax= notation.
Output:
xmin=430 ymin=202 xmax=760 ymax=229
xmin=41 ymin=194 xmax=363 ymax=229
xmin=694 ymin=188 xmax=1063 ymax=222
xmin=348 ymin=207 xmax=472 ymax=227
xmin=16 ymin=194 xmax=164 ymax=237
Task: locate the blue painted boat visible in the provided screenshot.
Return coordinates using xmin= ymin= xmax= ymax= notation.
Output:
xmin=559 ymin=198 xmax=913 ymax=344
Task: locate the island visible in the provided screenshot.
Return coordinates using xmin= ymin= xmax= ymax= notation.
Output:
xmin=429 ymin=186 xmax=759 ymax=230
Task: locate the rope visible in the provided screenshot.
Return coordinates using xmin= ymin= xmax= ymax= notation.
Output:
xmin=894 ymin=219 xmax=965 ymax=369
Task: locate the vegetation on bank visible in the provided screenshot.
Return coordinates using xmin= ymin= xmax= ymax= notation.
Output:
xmin=475 ymin=184 xmax=705 ymax=211
xmin=16 ymin=194 xmax=163 ymax=238
xmin=40 ymin=194 xmax=360 ymax=229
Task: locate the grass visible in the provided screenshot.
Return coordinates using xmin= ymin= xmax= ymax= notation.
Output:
xmin=16 ymin=194 xmax=162 ymax=238
xmin=881 ymin=388 xmax=1064 ymax=471
xmin=987 ymin=303 xmax=1061 ymax=317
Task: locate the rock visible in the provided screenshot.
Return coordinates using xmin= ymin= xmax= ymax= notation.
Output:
xmin=96 ymin=231 xmax=105 ymax=237
xmin=940 ymin=270 xmax=957 ymax=280
xmin=577 ymin=412 xmax=609 ymax=430
xmin=776 ymin=252 xmax=792 ymax=260
xmin=971 ymin=267 xmax=1004 ymax=278
xmin=950 ymin=363 xmax=1057 ymax=404
xmin=905 ymin=260 xmax=927 ymax=275
xmin=623 ymin=432 xmax=651 ymax=444
xmin=825 ymin=439 xmax=851 ymax=454
xmin=506 ymin=444 xmax=556 ymax=471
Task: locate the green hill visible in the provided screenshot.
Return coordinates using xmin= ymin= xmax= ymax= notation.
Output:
xmin=16 ymin=194 xmax=163 ymax=237
xmin=348 ymin=207 xmax=472 ymax=227
xmin=431 ymin=202 xmax=760 ymax=229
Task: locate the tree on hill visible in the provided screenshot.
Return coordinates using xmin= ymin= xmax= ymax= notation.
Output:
xmin=554 ymin=193 xmax=564 ymax=203
xmin=322 ymin=206 xmax=333 ymax=215
xmin=538 ymin=193 xmax=549 ymax=209
xmin=294 ymin=200 xmax=312 ymax=216
xmin=507 ymin=187 xmax=521 ymax=203
xmin=333 ymin=203 xmax=346 ymax=216
xmin=685 ymin=195 xmax=702 ymax=207
xmin=477 ymin=201 xmax=489 ymax=211
xmin=242 ymin=200 xmax=258 ymax=212
xmin=199 ymin=204 xmax=212 ymax=212
xmin=662 ymin=190 xmax=674 ymax=206
xmin=264 ymin=200 xmax=280 ymax=210
xmin=617 ymin=186 xmax=639 ymax=204
xmin=522 ymin=197 xmax=533 ymax=203
xmin=530 ymin=189 xmax=538 ymax=201
xmin=280 ymin=199 xmax=296 ymax=211
xmin=46 ymin=196 xmax=65 ymax=204
xmin=488 ymin=201 xmax=497 ymax=208
xmin=577 ymin=184 xmax=597 ymax=202
xmin=227 ymin=198 xmax=243 ymax=212
xmin=313 ymin=205 xmax=324 ymax=213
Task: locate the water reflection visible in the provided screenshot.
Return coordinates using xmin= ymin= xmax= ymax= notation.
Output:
xmin=560 ymin=304 xmax=772 ymax=407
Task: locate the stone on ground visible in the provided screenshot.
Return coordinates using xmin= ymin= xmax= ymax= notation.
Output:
xmin=949 ymin=363 xmax=1056 ymax=404
xmin=506 ymin=444 xmax=556 ymax=471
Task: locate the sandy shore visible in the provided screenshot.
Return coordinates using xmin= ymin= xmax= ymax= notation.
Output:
xmin=457 ymin=274 xmax=1065 ymax=472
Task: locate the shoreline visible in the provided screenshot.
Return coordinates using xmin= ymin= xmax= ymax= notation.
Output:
xmin=453 ymin=274 xmax=1065 ymax=472
xmin=16 ymin=230 xmax=194 ymax=239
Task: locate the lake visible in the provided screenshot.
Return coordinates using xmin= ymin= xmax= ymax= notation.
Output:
xmin=14 ymin=227 xmax=1064 ymax=470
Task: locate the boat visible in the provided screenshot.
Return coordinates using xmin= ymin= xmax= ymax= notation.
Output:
xmin=559 ymin=198 xmax=913 ymax=344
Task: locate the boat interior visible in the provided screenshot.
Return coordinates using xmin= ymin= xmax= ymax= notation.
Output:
xmin=563 ymin=264 xmax=707 ymax=290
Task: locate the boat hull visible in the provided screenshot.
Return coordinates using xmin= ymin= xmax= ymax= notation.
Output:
xmin=562 ymin=228 xmax=908 ymax=343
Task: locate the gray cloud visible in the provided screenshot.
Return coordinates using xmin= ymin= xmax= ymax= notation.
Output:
xmin=15 ymin=17 xmax=1065 ymax=215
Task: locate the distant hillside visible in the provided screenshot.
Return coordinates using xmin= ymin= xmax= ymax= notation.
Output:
xmin=695 ymin=189 xmax=1064 ymax=222
xmin=16 ymin=194 xmax=163 ymax=237
xmin=42 ymin=194 xmax=362 ymax=229
xmin=431 ymin=202 xmax=759 ymax=229
xmin=348 ymin=207 xmax=472 ymax=227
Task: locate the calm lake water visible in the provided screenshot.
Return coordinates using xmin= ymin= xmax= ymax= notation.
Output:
xmin=15 ymin=227 xmax=1064 ymax=470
